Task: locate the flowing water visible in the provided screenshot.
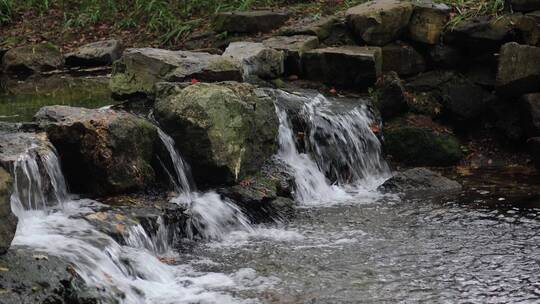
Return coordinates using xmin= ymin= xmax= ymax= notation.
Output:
xmin=6 ymin=90 xmax=540 ymax=303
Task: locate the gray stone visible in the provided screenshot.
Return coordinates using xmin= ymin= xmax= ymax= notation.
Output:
xmin=154 ymin=82 xmax=279 ymax=185
xmin=223 ymin=41 xmax=285 ymax=80
xmin=279 ymin=16 xmax=339 ymax=40
xmin=65 ymin=39 xmax=124 ymax=67
xmin=213 ymin=10 xmax=290 ymax=33
xmin=2 ymin=43 xmax=63 ymax=78
xmin=496 ymin=42 xmax=540 ymax=96
xmin=408 ymin=1 xmax=451 ymax=44
xmin=35 ymin=106 xmax=159 ymax=195
xmin=378 ymin=167 xmax=462 ymax=193
xmin=302 ymin=46 xmax=382 ymax=88
xmin=110 ymin=48 xmax=242 ymax=97
xmin=382 ymin=43 xmax=425 ymax=76
xmin=262 ymin=35 xmax=319 ymax=75
xmin=0 ymin=168 xmax=15 ymax=254
xmin=346 ymin=0 xmax=414 ymax=46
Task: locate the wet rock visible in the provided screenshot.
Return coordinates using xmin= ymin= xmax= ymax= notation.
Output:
xmin=511 ymin=0 xmax=540 ymax=12
xmin=408 ymin=1 xmax=451 ymax=44
xmin=1 ymin=43 xmax=63 ymax=79
xmin=428 ymin=44 xmax=463 ymax=68
xmin=35 ymin=106 xmax=159 ymax=196
xmin=381 ymin=42 xmax=425 ymax=76
xmin=223 ymin=42 xmax=284 ymax=80
xmin=154 ymin=82 xmax=278 ymax=186
xmin=262 ymin=35 xmax=319 ymax=76
xmin=374 ymin=72 xmax=408 ymax=120
xmin=302 ymin=46 xmax=382 ymax=88
xmin=521 ymin=93 xmax=540 ymax=136
xmin=528 ymin=137 xmax=540 ymax=169
xmin=109 ymin=48 xmax=242 ymax=98
xmin=0 ymin=168 xmax=16 ymax=254
xmin=213 ymin=10 xmax=290 ymax=34
xmin=496 ymin=42 xmax=540 ymax=96
xmin=346 ymin=0 xmax=414 ymax=46
xmin=279 ymin=16 xmax=339 ymax=41
xmin=378 ymin=167 xmax=461 ymax=193
xmin=0 ymin=247 xmax=101 ymax=303
xmin=218 ymin=159 xmax=295 ymax=223
xmin=383 ymin=115 xmax=463 ymax=166
xmin=65 ymin=39 xmax=124 ymax=67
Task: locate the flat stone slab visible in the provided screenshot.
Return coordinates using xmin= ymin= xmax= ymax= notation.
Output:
xmin=302 ymin=46 xmax=382 ymax=88
xmin=496 ymin=42 xmax=540 ymax=96
xmin=213 ymin=10 xmax=290 ymax=33
xmin=223 ymin=41 xmax=284 ymax=79
xmin=262 ymin=35 xmax=319 ymax=75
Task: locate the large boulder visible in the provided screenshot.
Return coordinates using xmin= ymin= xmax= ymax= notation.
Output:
xmin=0 ymin=168 xmax=16 ymax=254
xmin=2 ymin=43 xmax=63 ymax=78
xmin=154 ymin=82 xmax=279 ymax=186
xmin=511 ymin=0 xmax=540 ymax=12
xmin=378 ymin=167 xmax=461 ymax=194
xmin=383 ymin=115 xmax=463 ymax=166
xmin=109 ymin=48 xmax=242 ymax=97
xmin=381 ymin=42 xmax=425 ymax=76
xmin=496 ymin=42 xmax=540 ymax=96
xmin=65 ymin=39 xmax=123 ymax=67
xmin=408 ymin=1 xmax=451 ymax=44
xmin=346 ymin=0 xmax=414 ymax=46
xmin=302 ymin=46 xmax=382 ymax=88
xmin=223 ymin=42 xmax=284 ymax=80
xmin=35 ymin=106 xmax=159 ymax=196
xmin=262 ymin=35 xmax=319 ymax=76
xmin=213 ymin=10 xmax=290 ymax=34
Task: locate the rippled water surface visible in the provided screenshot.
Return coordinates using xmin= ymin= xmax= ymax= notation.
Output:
xmin=184 ymin=195 xmax=540 ymax=303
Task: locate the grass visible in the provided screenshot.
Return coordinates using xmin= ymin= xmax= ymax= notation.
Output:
xmin=434 ymin=0 xmax=507 ymax=28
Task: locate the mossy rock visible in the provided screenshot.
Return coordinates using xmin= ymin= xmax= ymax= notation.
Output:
xmin=2 ymin=43 xmax=63 ymax=78
xmin=384 ymin=116 xmax=463 ymax=166
xmin=154 ymin=82 xmax=278 ymax=186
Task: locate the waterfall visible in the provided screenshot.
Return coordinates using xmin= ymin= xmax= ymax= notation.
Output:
xmin=272 ymin=90 xmax=390 ymax=204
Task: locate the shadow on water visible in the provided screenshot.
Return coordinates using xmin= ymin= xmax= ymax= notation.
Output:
xmin=0 ymin=75 xmax=115 ymax=122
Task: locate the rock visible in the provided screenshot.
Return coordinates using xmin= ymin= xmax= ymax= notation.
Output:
xmin=154 ymin=82 xmax=279 ymax=186
xmin=408 ymin=1 xmax=451 ymax=44
xmin=0 ymin=168 xmax=16 ymax=254
xmin=302 ymin=46 xmax=382 ymax=88
xmin=1 ymin=43 xmax=63 ymax=78
xmin=488 ymin=96 xmax=525 ymax=141
xmin=381 ymin=42 xmax=425 ymax=76
xmin=511 ymin=0 xmax=540 ymax=12
xmin=279 ymin=16 xmax=339 ymax=40
xmin=374 ymin=72 xmax=408 ymax=120
xmin=0 ymin=248 xmax=102 ymax=303
xmin=383 ymin=115 xmax=463 ymax=166
xmin=262 ymin=35 xmax=319 ymax=76
xmin=528 ymin=137 xmax=540 ymax=169
xmin=378 ymin=167 xmax=461 ymax=193
xmin=496 ymin=42 xmax=540 ymax=96
xmin=521 ymin=93 xmax=540 ymax=136
xmin=35 ymin=106 xmax=159 ymax=195
xmin=65 ymin=39 xmax=123 ymax=67
xmin=213 ymin=10 xmax=290 ymax=34
xmin=428 ymin=44 xmax=463 ymax=68
xmin=223 ymin=42 xmax=285 ymax=80
xmin=346 ymin=0 xmax=414 ymax=46
xmin=109 ymin=48 xmax=242 ymax=97
xmin=218 ymin=159 xmax=294 ymax=223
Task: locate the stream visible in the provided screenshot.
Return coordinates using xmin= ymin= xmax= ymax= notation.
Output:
xmin=4 ymin=85 xmax=540 ymax=303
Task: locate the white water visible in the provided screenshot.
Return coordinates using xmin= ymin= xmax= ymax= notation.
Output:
xmin=274 ymin=92 xmax=390 ymax=205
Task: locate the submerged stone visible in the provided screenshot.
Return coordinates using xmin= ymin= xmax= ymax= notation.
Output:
xmin=346 ymin=0 xmax=414 ymax=46
xmin=35 ymin=106 xmax=159 ymax=195
xmin=154 ymin=82 xmax=279 ymax=186
xmin=213 ymin=10 xmax=290 ymax=34
xmin=0 ymin=168 xmax=15 ymax=254
xmin=302 ymin=46 xmax=382 ymax=88
xmin=65 ymin=39 xmax=124 ymax=67
xmin=2 ymin=43 xmax=63 ymax=79
xmin=496 ymin=42 xmax=540 ymax=96
xmin=378 ymin=167 xmax=461 ymax=194
xmin=109 ymin=48 xmax=242 ymax=97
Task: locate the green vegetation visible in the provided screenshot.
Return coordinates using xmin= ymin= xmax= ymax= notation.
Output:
xmin=434 ymin=0 xmax=506 ymax=27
